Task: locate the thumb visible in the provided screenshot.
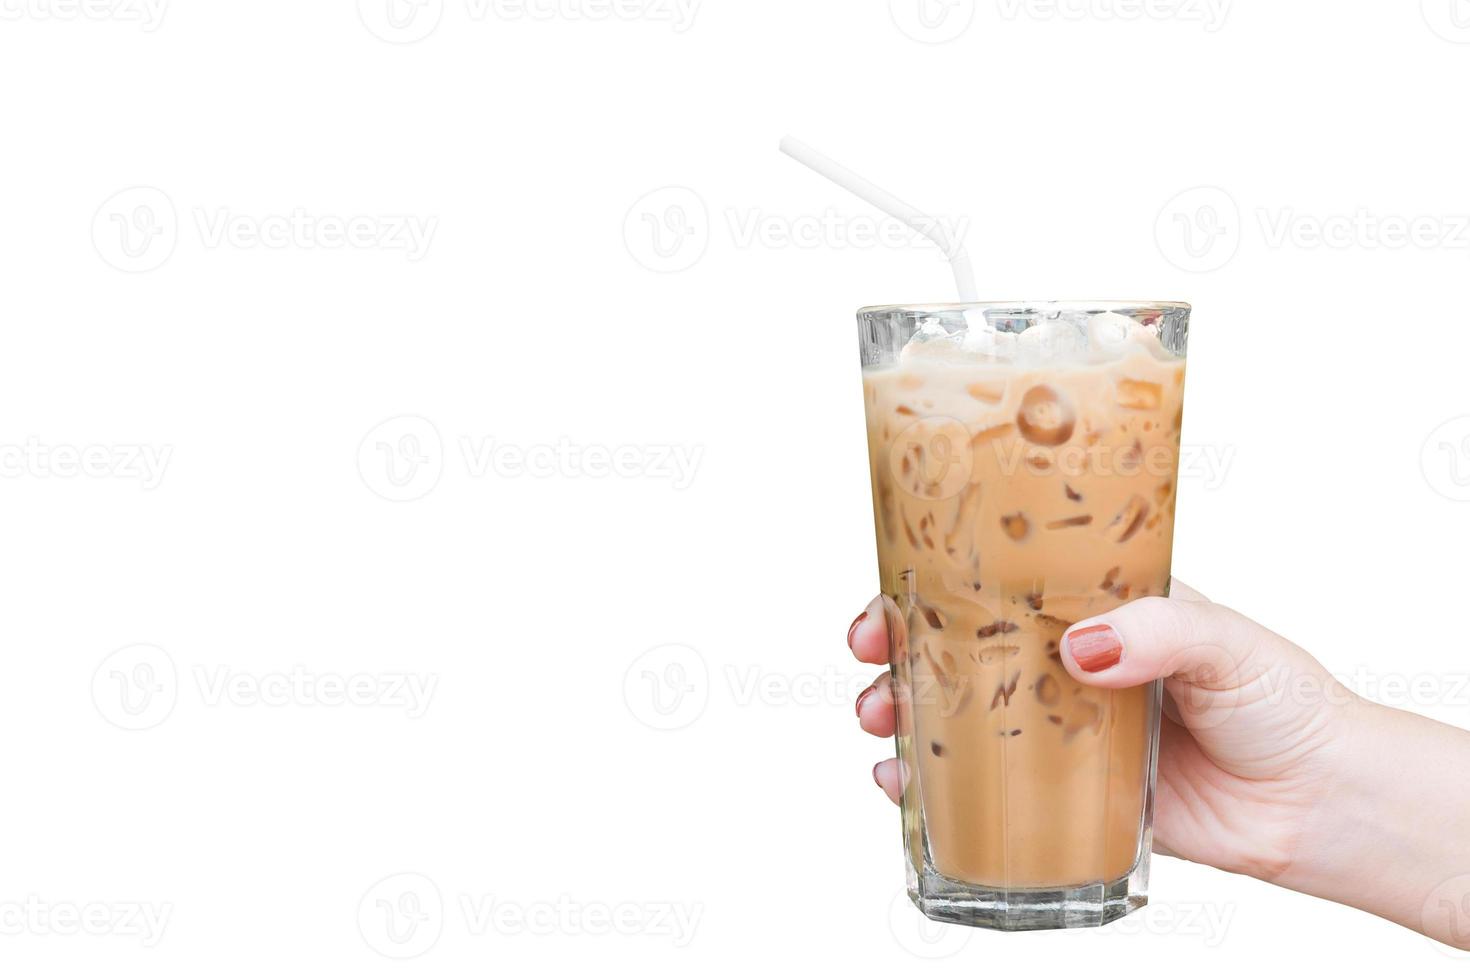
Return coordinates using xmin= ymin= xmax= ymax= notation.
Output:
xmin=1059 ymin=595 xmax=1264 ymax=728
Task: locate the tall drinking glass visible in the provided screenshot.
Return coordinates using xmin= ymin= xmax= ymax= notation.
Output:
xmin=858 ymin=302 xmax=1190 ymax=930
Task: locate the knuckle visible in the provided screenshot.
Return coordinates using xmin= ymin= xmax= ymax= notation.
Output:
xmin=1127 ymin=595 xmax=1175 ymax=618
xmin=1117 ymin=595 xmax=1178 ymax=637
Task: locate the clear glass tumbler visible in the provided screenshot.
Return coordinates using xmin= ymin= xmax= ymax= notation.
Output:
xmin=858 ymin=301 xmax=1190 ymax=930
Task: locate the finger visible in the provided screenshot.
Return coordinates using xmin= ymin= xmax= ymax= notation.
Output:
xmin=848 ymin=595 xmax=889 ymax=666
xmin=1150 ymin=716 xmax=1192 ymax=861
xmin=872 ymin=758 xmax=903 ymax=805
xmin=856 ymin=672 xmax=895 ymax=738
xmin=1059 ymin=595 xmax=1258 ymax=691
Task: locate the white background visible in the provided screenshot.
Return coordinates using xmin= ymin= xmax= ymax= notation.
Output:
xmin=3 ymin=0 xmax=1470 ymax=975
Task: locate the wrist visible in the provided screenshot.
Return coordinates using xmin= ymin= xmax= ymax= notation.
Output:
xmin=1270 ymin=691 xmax=1376 ymax=890
xmin=1273 ymin=694 xmax=1470 ymax=947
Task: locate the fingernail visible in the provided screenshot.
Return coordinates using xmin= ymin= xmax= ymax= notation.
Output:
xmin=847 ymin=612 xmax=868 ymax=650
xmin=1067 ymin=624 xmax=1123 ymax=673
xmin=871 ymin=762 xmax=882 ymax=787
xmin=856 ymin=683 xmax=876 ymax=716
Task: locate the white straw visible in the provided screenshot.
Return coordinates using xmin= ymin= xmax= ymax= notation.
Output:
xmin=779 ymin=135 xmax=978 ymax=302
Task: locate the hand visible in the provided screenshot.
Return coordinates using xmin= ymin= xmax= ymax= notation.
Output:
xmin=848 ymin=580 xmax=1470 ymax=948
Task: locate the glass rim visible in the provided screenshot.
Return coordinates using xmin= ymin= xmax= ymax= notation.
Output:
xmin=858 ymin=300 xmax=1191 ymax=316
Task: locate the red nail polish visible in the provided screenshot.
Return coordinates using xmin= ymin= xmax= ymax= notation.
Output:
xmin=856 ymin=684 xmax=876 ymax=716
xmin=847 ymin=611 xmax=868 ymax=650
xmin=1068 ymin=624 xmax=1122 ymax=673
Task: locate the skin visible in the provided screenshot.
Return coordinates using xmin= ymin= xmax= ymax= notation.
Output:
xmin=849 ymin=580 xmax=1470 ymax=949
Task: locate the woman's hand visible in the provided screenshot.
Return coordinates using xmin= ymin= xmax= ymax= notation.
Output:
xmin=848 ymin=580 xmax=1470 ymax=949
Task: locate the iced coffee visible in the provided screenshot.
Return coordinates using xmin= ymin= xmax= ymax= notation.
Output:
xmin=858 ymin=302 xmax=1189 ymax=930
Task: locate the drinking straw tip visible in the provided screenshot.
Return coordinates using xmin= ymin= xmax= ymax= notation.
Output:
xmin=777 ymin=134 xmax=978 ymax=302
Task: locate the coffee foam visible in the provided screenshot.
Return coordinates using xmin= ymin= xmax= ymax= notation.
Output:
xmin=897 ymin=311 xmax=1176 ymax=370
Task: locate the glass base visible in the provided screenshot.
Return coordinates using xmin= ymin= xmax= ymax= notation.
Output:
xmin=907 ymin=867 xmax=1146 ymax=932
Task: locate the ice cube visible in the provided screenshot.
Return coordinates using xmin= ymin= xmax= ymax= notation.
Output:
xmin=1105 ymin=495 xmax=1150 ymax=543
xmin=1116 ymin=379 xmax=1163 ymax=410
xmin=958 ymin=313 xmax=1018 ymax=360
xmin=1126 ymin=322 xmax=1172 ymax=359
xmin=966 ymin=381 xmax=1006 ymax=404
xmin=915 ymin=315 xmax=948 ymax=340
xmin=1016 ymin=385 xmax=1077 ymax=447
xmin=1016 ymin=316 xmax=1084 ymax=362
xmin=1086 ymin=311 xmax=1136 ymax=351
xmin=1000 ymin=513 xmax=1030 ymax=541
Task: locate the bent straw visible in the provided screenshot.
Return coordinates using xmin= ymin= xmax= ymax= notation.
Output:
xmin=779 ymin=135 xmax=978 ymax=302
